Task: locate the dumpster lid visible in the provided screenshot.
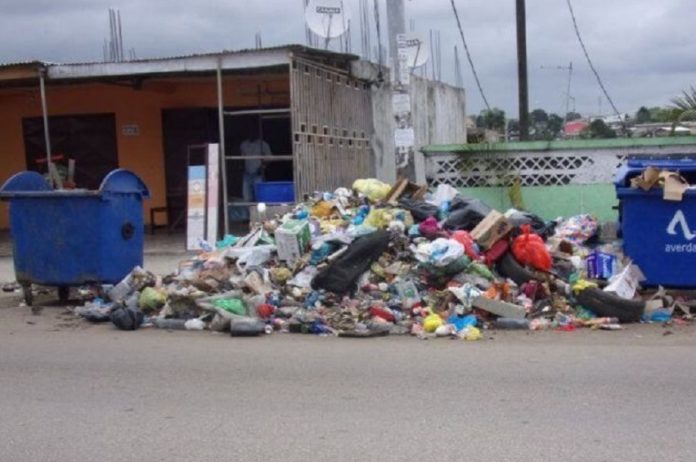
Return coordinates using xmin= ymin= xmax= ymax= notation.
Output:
xmin=0 ymin=169 xmax=150 ymax=199
xmin=99 ymin=169 xmax=150 ymax=198
xmin=0 ymin=171 xmax=51 ymax=196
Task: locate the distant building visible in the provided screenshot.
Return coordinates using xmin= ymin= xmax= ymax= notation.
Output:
xmin=631 ymin=123 xmax=696 ymax=137
xmin=563 ymin=120 xmax=589 ymax=138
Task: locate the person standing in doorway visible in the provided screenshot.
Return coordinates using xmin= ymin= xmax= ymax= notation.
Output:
xmin=240 ymin=120 xmax=272 ymax=202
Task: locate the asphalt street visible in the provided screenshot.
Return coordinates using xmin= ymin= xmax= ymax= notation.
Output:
xmin=1 ymin=287 xmax=695 ymax=462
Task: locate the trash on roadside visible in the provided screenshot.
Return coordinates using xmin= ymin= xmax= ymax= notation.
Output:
xmin=57 ymin=174 xmax=686 ymax=342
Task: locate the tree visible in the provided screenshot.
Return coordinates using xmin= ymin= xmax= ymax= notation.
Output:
xmin=635 ymin=106 xmax=651 ymax=124
xmin=507 ymin=119 xmax=520 ymax=132
xmin=648 ymin=106 xmax=673 ymax=123
xmin=545 ymin=113 xmax=564 ymax=139
xmin=476 ymin=108 xmax=506 ymax=132
xmin=565 ymin=111 xmax=582 ymax=122
xmin=582 ymin=119 xmax=616 ymax=139
xmin=671 ymin=86 xmax=696 ymax=123
xmin=530 ymin=108 xmax=549 ymax=125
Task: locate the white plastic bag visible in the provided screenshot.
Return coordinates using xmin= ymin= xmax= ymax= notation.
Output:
xmin=429 ymin=184 xmax=459 ymax=207
xmin=414 ymin=238 xmax=465 ymax=267
xmin=224 ymin=245 xmax=276 ymax=273
xmin=604 ymin=263 xmax=645 ymax=299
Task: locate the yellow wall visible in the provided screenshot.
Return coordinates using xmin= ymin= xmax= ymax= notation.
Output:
xmin=0 ymin=73 xmax=290 ymax=228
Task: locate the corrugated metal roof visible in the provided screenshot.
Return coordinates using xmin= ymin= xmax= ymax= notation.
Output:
xmin=0 ymin=45 xmax=362 ymax=83
xmin=2 ymin=44 xmax=354 ymax=68
xmin=134 ymin=44 xmax=357 ymax=63
xmin=0 ymin=60 xmax=46 ymax=69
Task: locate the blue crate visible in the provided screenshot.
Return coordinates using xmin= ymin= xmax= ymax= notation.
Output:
xmin=254 ymin=181 xmax=294 ymax=203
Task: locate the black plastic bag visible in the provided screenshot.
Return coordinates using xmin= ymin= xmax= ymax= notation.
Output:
xmin=507 ymin=211 xmax=555 ymax=239
xmin=312 ymin=231 xmax=391 ymax=294
xmin=443 ymin=198 xmax=492 ymax=231
xmin=398 ymin=198 xmax=439 ymax=222
xmin=110 ymin=306 xmax=144 ymax=331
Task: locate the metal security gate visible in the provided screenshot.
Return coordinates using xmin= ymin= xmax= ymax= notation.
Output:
xmin=290 ymin=57 xmax=374 ymax=198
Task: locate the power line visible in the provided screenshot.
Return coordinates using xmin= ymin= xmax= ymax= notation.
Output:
xmin=449 ymin=0 xmax=490 ymax=110
xmin=565 ymin=0 xmax=622 ymax=122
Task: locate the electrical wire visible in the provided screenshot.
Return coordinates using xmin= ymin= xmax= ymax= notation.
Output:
xmin=450 ymin=0 xmax=491 ymax=110
xmin=565 ymin=0 xmax=623 ymax=123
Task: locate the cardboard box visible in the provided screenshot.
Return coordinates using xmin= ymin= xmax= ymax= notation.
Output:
xmin=586 ymin=251 xmax=617 ymax=280
xmin=660 ymin=171 xmax=689 ymax=202
xmin=275 ymin=220 xmax=311 ymax=263
xmin=471 ymin=211 xmax=513 ymax=250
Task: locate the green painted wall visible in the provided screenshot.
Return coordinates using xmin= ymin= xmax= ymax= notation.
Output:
xmin=458 ymin=184 xmax=618 ymax=222
xmin=426 ymin=136 xmax=696 ymax=153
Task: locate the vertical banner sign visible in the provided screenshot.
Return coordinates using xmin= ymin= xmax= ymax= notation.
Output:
xmin=186 ymin=166 xmax=206 ymax=251
xmin=206 ymin=143 xmax=220 ymax=245
xmin=186 ymin=143 xmax=221 ymax=251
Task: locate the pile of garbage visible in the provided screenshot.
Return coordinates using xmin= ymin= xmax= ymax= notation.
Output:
xmin=76 ymin=177 xmax=690 ymax=339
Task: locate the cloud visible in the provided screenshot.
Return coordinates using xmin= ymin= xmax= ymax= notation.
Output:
xmin=1 ymin=0 xmax=695 ymax=116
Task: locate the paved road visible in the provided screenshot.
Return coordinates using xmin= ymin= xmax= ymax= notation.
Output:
xmin=1 ymin=291 xmax=695 ymax=462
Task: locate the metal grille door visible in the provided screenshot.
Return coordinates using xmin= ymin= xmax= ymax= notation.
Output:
xmin=290 ymin=57 xmax=374 ymax=198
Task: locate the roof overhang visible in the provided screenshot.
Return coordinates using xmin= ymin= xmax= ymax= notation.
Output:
xmin=47 ymin=48 xmax=293 ymax=81
xmin=0 ymin=45 xmax=373 ymax=89
xmin=0 ymin=61 xmax=44 ymax=88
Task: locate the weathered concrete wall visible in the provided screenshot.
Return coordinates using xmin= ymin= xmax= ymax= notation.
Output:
xmin=410 ymin=77 xmax=467 ymax=147
xmin=371 ymin=84 xmax=397 ymax=183
xmin=372 ymin=77 xmax=467 ymax=184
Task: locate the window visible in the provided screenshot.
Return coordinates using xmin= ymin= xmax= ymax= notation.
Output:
xmin=22 ymin=113 xmax=118 ymax=190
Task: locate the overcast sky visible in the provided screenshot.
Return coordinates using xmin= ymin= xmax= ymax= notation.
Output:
xmin=2 ymin=0 xmax=695 ymax=117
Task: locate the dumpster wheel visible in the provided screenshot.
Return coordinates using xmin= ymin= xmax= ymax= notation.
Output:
xmin=58 ymin=287 xmax=70 ymax=304
xmin=22 ymin=284 xmax=33 ymax=306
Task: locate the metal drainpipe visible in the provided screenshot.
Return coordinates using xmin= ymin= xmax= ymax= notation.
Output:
xmin=217 ymin=59 xmax=230 ymax=235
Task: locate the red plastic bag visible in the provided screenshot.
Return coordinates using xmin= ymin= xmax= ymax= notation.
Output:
xmin=451 ymin=230 xmax=480 ymax=260
xmin=511 ymin=225 xmax=552 ymax=271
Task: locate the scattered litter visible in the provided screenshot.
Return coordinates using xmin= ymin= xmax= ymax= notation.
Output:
xmin=50 ymin=176 xmax=692 ymax=341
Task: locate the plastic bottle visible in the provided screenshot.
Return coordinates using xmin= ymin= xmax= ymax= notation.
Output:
xmin=184 ymin=319 xmax=206 ymax=331
xmin=494 ymin=318 xmax=530 ymax=330
xmin=108 ymin=274 xmax=135 ymax=302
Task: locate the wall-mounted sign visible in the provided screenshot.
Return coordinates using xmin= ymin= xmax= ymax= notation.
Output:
xmin=122 ymin=124 xmax=140 ymax=137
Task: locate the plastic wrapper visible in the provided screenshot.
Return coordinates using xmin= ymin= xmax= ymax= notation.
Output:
xmin=554 ymin=214 xmax=598 ymax=244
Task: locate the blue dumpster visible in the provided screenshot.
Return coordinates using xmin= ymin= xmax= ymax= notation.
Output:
xmin=615 ymin=159 xmax=696 ymax=287
xmin=0 ymin=169 xmax=150 ymax=304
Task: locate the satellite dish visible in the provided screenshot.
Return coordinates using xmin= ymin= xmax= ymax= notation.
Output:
xmin=397 ymin=34 xmax=429 ymax=68
xmin=305 ymin=0 xmax=350 ymax=40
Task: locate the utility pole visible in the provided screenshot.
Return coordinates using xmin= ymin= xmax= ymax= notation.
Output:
xmin=387 ymin=0 xmax=406 ymax=83
xmin=516 ymin=0 xmax=530 ymax=140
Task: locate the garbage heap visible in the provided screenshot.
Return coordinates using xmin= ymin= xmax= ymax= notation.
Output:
xmin=77 ymin=178 xmax=678 ymax=339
